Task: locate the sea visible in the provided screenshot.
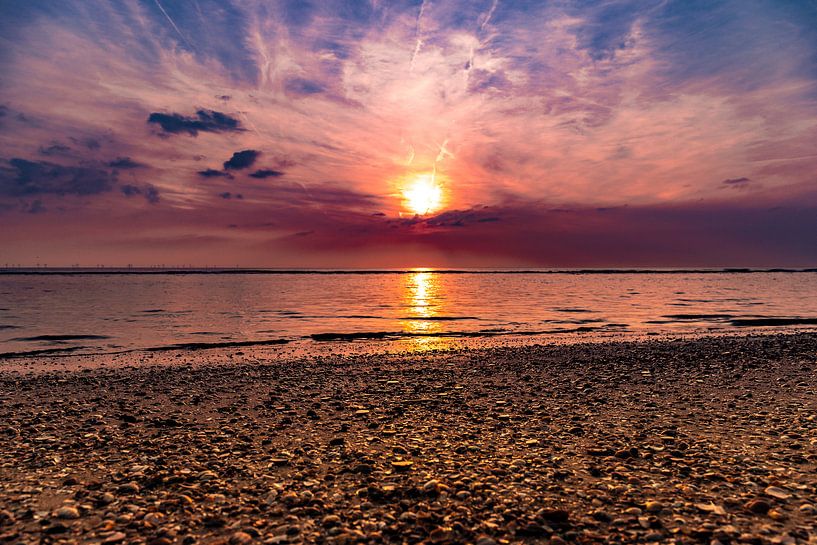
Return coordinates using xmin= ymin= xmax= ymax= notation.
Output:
xmin=1 ymin=269 xmax=816 ymax=358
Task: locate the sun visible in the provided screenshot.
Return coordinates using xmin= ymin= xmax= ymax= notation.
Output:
xmin=402 ymin=173 xmax=443 ymax=215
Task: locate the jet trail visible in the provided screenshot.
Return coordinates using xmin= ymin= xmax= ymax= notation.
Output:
xmin=154 ymin=0 xmax=193 ymax=49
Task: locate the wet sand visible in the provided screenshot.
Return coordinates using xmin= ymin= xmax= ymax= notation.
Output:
xmin=1 ymin=333 xmax=816 ymax=544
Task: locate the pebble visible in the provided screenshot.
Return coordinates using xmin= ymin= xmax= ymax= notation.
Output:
xmin=1 ymin=334 xmax=816 ymax=545
xmin=102 ymin=531 xmax=127 ymax=544
xmin=54 ymin=506 xmax=80 ymax=519
xmin=230 ymin=531 xmax=253 ymax=545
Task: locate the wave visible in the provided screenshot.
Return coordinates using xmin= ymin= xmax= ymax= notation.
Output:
xmin=309 ymin=324 xmax=628 ymax=341
xmin=0 ymin=346 xmax=84 ymax=358
xmin=0 ymin=338 xmax=290 ymax=359
xmin=144 ymin=339 xmax=290 ymax=351
xmin=12 ymin=334 xmax=110 ymax=342
xmin=730 ymin=317 xmax=817 ymax=327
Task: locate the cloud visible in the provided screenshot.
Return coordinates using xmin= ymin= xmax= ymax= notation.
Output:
xmin=197 ymin=169 xmax=232 ymax=178
xmin=38 ymin=142 xmax=72 ymax=156
xmin=0 ymin=158 xmax=114 ymax=197
xmin=107 ymin=157 xmax=144 ymax=169
xmin=468 ymin=69 xmax=512 ymax=94
xmin=23 ymin=199 xmax=45 ymax=214
xmin=144 ymin=184 xmax=160 ymax=204
xmin=70 ymin=137 xmax=101 ymax=150
xmin=121 ymin=184 xmax=142 ymax=197
xmin=120 ymin=183 xmax=160 ymax=204
xmin=223 ymin=149 xmax=259 ymax=170
xmin=218 ymin=192 xmax=243 ymax=199
xmin=284 ymin=78 xmax=325 ymax=96
xmin=249 ymin=169 xmax=284 ymax=179
xmin=147 ymin=109 xmax=242 ymax=136
xmin=722 ymin=177 xmax=752 ymax=188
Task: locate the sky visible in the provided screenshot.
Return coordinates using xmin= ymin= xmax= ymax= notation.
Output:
xmin=1 ymin=0 xmax=816 ymax=268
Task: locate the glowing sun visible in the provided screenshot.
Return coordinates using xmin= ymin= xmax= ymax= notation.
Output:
xmin=402 ymin=174 xmax=443 ymax=215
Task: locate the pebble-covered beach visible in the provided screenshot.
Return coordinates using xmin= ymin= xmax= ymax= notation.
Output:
xmin=1 ymin=333 xmax=816 ymax=545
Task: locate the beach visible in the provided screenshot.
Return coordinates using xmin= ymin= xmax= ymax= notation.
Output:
xmin=1 ymin=333 xmax=816 ymax=544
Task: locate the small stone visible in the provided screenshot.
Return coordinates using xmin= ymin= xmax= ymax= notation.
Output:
xmin=118 ymin=482 xmax=140 ymax=494
xmin=391 ymin=460 xmax=413 ymax=471
xmin=537 ymin=508 xmax=569 ymax=523
xmin=764 ymin=486 xmax=790 ymax=500
xmin=269 ymin=458 xmax=290 ymax=467
xmin=745 ymin=499 xmax=771 ymax=514
xmin=475 ymin=535 xmax=497 ymax=545
xmin=767 ymin=508 xmax=786 ymax=521
xmin=0 ymin=510 xmax=15 ymax=526
xmin=229 ymin=531 xmax=253 ymax=545
xmin=197 ymin=470 xmax=218 ymax=481
xmin=143 ymin=512 xmax=165 ymax=526
xmin=696 ymin=502 xmax=726 ymax=515
xmin=645 ymin=501 xmax=664 ymax=513
xmin=329 ymin=437 xmax=345 ymax=446
xmin=44 ymin=523 xmax=69 ymax=535
xmin=54 ymin=506 xmax=80 ymax=519
xmin=103 ymin=532 xmax=127 ymax=544
xmin=322 ymin=515 xmax=341 ymax=527
xmin=100 ymin=492 xmax=116 ymax=505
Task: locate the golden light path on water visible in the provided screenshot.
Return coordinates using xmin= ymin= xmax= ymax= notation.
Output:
xmin=401 ymin=269 xmax=444 ymax=350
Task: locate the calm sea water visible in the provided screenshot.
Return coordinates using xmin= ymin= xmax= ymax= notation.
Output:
xmin=1 ymin=270 xmax=817 ymax=357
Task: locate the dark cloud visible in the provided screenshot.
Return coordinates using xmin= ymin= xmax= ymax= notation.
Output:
xmin=224 ymin=149 xmax=259 ymax=170
xmin=0 ymin=158 xmax=113 ymax=197
xmin=71 ymin=137 xmax=101 ymax=150
xmin=121 ymin=184 xmax=141 ymax=197
xmin=120 ymin=183 xmax=159 ymax=204
xmin=144 ymin=184 xmax=160 ymax=204
xmin=249 ymin=168 xmax=284 ymax=179
xmin=722 ymin=177 xmax=752 ymax=187
xmin=23 ymin=199 xmax=45 ymax=214
xmin=284 ymin=78 xmax=325 ymax=96
xmin=107 ymin=157 xmax=144 ymax=169
xmin=218 ymin=192 xmax=243 ymax=199
xmin=147 ymin=109 xmax=242 ymax=136
xmin=197 ymin=169 xmax=232 ymax=178
xmin=38 ymin=142 xmax=71 ymax=156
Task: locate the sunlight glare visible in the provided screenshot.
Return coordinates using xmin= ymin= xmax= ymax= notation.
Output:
xmin=402 ymin=174 xmax=443 ymax=215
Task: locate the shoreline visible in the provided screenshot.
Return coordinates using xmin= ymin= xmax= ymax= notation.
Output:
xmin=1 ymin=333 xmax=816 ymax=544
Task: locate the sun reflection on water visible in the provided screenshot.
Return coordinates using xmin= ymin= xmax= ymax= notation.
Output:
xmin=401 ymin=270 xmax=444 ymax=349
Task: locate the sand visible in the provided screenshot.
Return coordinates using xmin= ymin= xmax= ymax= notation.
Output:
xmin=1 ymin=333 xmax=816 ymax=544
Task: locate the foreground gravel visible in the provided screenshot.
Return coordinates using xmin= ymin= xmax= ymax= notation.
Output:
xmin=1 ymin=333 xmax=816 ymax=545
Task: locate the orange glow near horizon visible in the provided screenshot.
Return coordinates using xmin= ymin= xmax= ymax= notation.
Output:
xmin=402 ymin=173 xmax=444 ymax=215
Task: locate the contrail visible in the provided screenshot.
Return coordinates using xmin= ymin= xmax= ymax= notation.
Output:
xmin=154 ymin=0 xmax=193 ymax=49
xmin=431 ymin=138 xmax=451 ymax=184
xmin=479 ymin=0 xmax=499 ymax=31
xmin=409 ymin=0 xmax=429 ymax=72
